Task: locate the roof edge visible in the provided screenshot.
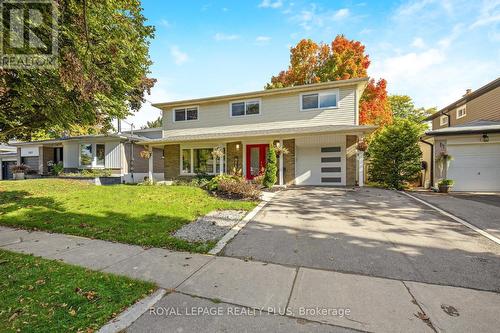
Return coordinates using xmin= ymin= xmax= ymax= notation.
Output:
xmin=153 ymin=78 xmax=369 ymax=109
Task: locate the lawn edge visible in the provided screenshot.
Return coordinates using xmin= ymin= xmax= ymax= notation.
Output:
xmin=208 ymin=191 xmax=277 ymax=255
xmin=97 ymin=288 xmax=167 ymax=333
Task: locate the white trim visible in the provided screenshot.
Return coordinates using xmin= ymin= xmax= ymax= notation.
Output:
xmin=172 ymin=105 xmax=199 ymax=123
xmin=440 ymin=115 xmax=448 ymax=126
xmin=456 ymin=105 xmax=466 ymax=119
xmin=299 ymin=89 xmax=339 ymax=112
xmin=279 ymin=139 xmax=284 ymax=186
xmin=229 ymin=98 xmax=262 ymax=118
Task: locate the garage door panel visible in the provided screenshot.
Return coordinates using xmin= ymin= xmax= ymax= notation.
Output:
xmin=447 ymin=143 xmax=500 ymax=191
xmin=296 ymin=136 xmax=346 ymax=186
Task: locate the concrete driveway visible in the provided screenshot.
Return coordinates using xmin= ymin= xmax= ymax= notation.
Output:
xmin=223 ymin=187 xmax=500 ymax=292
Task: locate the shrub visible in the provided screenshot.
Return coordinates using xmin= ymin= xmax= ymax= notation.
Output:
xmin=80 ymin=168 xmax=112 ymax=177
xmin=263 ymin=143 xmax=277 ymax=188
xmin=205 ymin=174 xmax=241 ymax=191
xmin=52 ymin=162 xmax=64 ymax=176
xmin=367 ymin=119 xmax=423 ymax=190
xmin=11 ymin=164 xmax=29 ymax=173
xmin=217 ymin=178 xmax=261 ymax=200
xmin=438 ymin=179 xmax=454 ymax=186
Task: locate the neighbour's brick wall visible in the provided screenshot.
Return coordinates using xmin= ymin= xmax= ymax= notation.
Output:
xmin=283 ymin=139 xmax=295 ymax=185
xmin=226 ymin=141 xmax=242 ymax=175
xmin=346 ymin=135 xmax=357 ymax=186
xmin=164 ymin=144 xmax=180 ymax=180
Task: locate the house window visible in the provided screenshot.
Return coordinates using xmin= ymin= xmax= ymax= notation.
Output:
xmin=301 ymin=90 xmax=338 ymax=111
xmin=181 ymin=147 xmax=224 ymax=175
xmin=456 ymin=106 xmax=466 ymax=119
xmin=174 ymin=107 xmax=198 ymax=122
xmin=440 ymin=115 xmax=448 ymax=126
xmin=230 ymin=100 xmax=260 ymax=117
xmin=96 ymin=144 xmax=105 ymax=166
xmin=80 ymin=144 xmax=92 ymax=166
xmin=80 ymin=143 xmax=105 ymax=167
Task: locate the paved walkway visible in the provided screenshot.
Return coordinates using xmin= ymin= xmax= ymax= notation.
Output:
xmin=1 ymin=226 xmax=499 ymax=332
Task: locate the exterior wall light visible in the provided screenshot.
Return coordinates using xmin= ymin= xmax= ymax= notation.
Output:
xmin=482 ymin=134 xmax=489 ymax=142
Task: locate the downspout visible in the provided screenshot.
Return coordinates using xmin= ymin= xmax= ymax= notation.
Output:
xmin=445 ymin=112 xmax=451 ymax=127
xmin=419 ymin=138 xmax=434 ymax=188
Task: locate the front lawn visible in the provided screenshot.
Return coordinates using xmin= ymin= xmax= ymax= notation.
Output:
xmin=0 ymin=179 xmax=256 ymax=252
xmin=0 ymin=250 xmax=155 ymax=333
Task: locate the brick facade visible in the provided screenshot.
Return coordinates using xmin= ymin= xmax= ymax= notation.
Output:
xmin=226 ymin=141 xmax=242 ymax=175
xmin=346 ymin=135 xmax=357 ymax=186
xmin=283 ymin=139 xmax=295 ymax=185
xmin=164 ymin=144 xmax=180 ymax=180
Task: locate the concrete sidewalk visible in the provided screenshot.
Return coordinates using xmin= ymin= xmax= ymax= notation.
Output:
xmin=1 ymin=226 xmax=499 ymax=332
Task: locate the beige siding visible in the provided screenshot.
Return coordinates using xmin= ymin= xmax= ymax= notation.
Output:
xmin=163 ymin=86 xmax=357 ymax=131
xmin=432 ymin=86 xmax=500 ymax=130
xmin=63 ymin=142 xmax=79 ymax=168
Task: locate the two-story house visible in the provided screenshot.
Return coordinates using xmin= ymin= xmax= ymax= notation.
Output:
xmin=142 ymin=78 xmax=375 ymax=186
xmin=7 ymin=78 xmax=375 ymax=186
xmin=423 ymin=77 xmax=500 ymax=191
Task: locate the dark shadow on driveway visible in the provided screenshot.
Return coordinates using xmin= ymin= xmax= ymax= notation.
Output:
xmin=223 ymin=187 xmax=500 ymax=292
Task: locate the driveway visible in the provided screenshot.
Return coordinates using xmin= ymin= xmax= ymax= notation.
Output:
xmin=223 ymin=187 xmax=500 ymax=292
xmin=411 ymin=191 xmax=500 ymax=240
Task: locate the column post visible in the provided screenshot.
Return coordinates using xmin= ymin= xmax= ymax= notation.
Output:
xmin=148 ymin=146 xmax=153 ymax=181
xmin=279 ymin=139 xmax=284 ymax=186
xmin=358 ymin=151 xmax=364 ymax=187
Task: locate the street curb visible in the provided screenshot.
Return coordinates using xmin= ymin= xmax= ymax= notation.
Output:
xmin=208 ymin=191 xmax=277 ymax=255
xmin=97 ymin=288 xmax=167 ymax=333
xmin=401 ymin=191 xmax=500 ymax=246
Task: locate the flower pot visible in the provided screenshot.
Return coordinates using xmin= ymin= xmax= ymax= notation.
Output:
xmin=438 ymin=184 xmax=452 ymax=193
xmin=13 ymin=172 xmax=25 ymax=180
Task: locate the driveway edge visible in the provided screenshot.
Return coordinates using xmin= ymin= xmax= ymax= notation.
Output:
xmin=401 ymin=191 xmax=500 ymax=245
xmin=97 ymin=288 xmax=167 ymax=333
xmin=208 ymin=191 xmax=277 ymax=255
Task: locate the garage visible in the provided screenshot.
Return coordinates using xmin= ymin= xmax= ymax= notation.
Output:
xmin=295 ymin=135 xmax=346 ymax=186
xmin=447 ymin=143 xmax=500 ymax=191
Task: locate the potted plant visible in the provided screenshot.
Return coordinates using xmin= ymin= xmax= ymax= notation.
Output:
xmin=11 ymin=164 xmax=29 ymax=180
xmin=356 ymin=140 xmax=368 ymax=152
xmin=438 ymin=179 xmax=454 ymax=193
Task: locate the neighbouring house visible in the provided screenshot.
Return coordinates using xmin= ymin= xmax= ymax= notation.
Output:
xmin=141 ymin=78 xmax=375 ymax=186
xmin=6 ymin=78 xmax=375 ymax=185
xmin=0 ymin=144 xmax=17 ymax=180
xmin=422 ymin=77 xmax=500 ymax=191
xmin=7 ymin=128 xmax=165 ymax=183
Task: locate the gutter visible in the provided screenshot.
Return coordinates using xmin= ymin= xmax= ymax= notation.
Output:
xmin=426 ymin=127 xmax=500 ymax=136
xmin=419 ymin=138 xmax=434 ymax=187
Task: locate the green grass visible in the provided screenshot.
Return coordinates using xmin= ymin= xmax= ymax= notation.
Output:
xmin=0 ymin=249 xmax=155 ymax=333
xmin=0 ymin=179 xmax=256 ymax=253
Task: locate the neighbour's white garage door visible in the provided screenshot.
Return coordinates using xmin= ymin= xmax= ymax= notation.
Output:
xmin=295 ymin=135 xmax=346 ymax=186
xmin=447 ymin=143 xmax=500 ymax=191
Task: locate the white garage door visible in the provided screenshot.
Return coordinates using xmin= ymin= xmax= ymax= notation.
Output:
xmin=295 ymin=135 xmax=346 ymax=186
xmin=447 ymin=143 xmax=500 ymax=191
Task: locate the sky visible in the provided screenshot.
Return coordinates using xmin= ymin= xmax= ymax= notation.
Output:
xmin=125 ymin=0 xmax=500 ymax=128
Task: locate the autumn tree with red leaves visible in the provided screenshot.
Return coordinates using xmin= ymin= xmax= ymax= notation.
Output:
xmin=266 ymin=35 xmax=391 ymax=126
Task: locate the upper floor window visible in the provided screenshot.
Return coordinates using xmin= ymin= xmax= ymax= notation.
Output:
xmin=440 ymin=115 xmax=448 ymax=126
xmin=230 ymin=100 xmax=260 ymax=117
xmin=300 ymin=90 xmax=339 ymax=111
xmin=456 ymin=105 xmax=466 ymax=119
xmin=174 ymin=107 xmax=198 ymax=122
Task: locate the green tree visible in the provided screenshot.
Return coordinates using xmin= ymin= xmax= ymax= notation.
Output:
xmin=367 ymin=119 xmax=424 ymax=189
xmin=0 ymin=0 xmax=155 ymax=141
xmin=263 ymin=144 xmax=277 ymax=189
xmin=388 ymin=95 xmax=436 ymax=122
xmin=141 ymin=116 xmax=162 ymax=129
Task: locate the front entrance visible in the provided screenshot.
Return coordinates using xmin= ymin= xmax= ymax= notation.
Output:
xmin=2 ymin=161 xmax=16 ymax=180
xmin=246 ymin=144 xmax=268 ymax=180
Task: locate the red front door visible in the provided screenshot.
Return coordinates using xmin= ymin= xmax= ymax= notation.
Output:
xmin=246 ymin=144 xmax=268 ymax=180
